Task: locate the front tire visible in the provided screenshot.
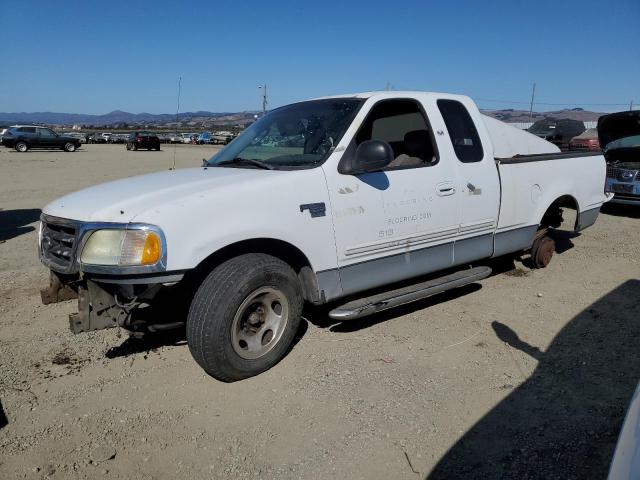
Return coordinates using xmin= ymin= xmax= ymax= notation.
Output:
xmin=64 ymin=142 xmax=76 ymax=152
xmin=187 ymin=254 xmax=303 ymax=382
xmin=15 ymin=141 xmax=28 ymax=152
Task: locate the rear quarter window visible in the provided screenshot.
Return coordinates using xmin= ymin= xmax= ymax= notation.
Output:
xmin=437 ymin=99 xmax=484 ymax=163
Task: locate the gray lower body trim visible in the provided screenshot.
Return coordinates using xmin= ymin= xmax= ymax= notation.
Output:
xmin=318 ymin=242 xmax=456 ymax=302
xmin=318 ymin=226 xmax=540 ymax=304
xmin=316 ymin=269 xmax=343 ymax=303
xmin=576 ymin=206 xmax=601 ymax=231
xmin=455 ymin=233 xmax=493 ymax=264
xmin=493 ymin=225 xmax=538 ymax=257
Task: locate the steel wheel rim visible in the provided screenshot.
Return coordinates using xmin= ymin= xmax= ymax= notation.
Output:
xmin=231 ymin=287 xmax=289 ymax=360
xmin=17 ymin=143 xmax=26 ymax=152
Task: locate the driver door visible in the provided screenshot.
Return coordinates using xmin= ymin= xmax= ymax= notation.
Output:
xmin=37 ymin=128 xmax=57 ymax=147
xmin=323 ymin=97 xmax=460 ymax=297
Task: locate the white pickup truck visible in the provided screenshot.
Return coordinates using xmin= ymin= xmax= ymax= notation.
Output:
xmin=39 ymin=91 xmax=610 ymax=381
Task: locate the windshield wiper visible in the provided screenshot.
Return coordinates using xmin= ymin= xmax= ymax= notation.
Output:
xmin=217 ymin=157 xmax=275 ymax=170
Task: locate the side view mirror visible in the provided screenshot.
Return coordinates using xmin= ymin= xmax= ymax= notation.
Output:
xmin=351 ymin=140 xmax=393 ymax=174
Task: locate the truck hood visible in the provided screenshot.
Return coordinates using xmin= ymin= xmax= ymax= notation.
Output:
xmin=598 ymin=111 xmax=640 ymax=150
xmin=43 ymin=167 xmax=280 ymax=223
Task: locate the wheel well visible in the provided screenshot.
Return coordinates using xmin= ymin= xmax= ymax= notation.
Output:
xmin=188 ymin=238 xmax=320 ymax=303
xmin=540 ymin=195 xmax=579 ymax=230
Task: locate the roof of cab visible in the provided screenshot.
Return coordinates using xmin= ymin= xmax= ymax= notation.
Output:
xmin=312 ymin=90 xmax=473 ymax=102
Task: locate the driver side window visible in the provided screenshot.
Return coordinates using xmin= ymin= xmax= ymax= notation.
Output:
xmin=355 ymin=99 xmax=439 ymax=169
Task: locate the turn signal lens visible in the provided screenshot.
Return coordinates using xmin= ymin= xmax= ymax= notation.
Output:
xmin=141 ymin=232 xmax=161 ymax=265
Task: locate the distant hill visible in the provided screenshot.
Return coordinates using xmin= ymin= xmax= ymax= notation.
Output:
xmin=0 ymin=107 xmax=606 ymax=127
xmin=482 ymin=108 xmax=605 ymax=123
xmin=0 ymin=110 xmax=258 ymax=127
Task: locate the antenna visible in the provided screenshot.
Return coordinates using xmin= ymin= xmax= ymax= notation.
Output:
xmin=528 ymin=82 xmax=536 ymax=121
xmin=172 ymin=76 xmax=182 ymax=170
xmin=258 ymin=84 xmax=267 ymax=115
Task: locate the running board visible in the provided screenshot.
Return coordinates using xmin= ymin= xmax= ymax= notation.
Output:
xmin=328 ymin=266 xmax=492 ymax=320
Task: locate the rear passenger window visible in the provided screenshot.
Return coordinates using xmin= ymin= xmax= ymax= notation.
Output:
xmin=437 ymin=99 xmax=483 ymax=163
xmin=18 ymin=127 xmax=36 ymax=133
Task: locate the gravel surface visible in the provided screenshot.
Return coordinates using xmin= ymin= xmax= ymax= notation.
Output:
xmin=1 ymin=144 xmax=639 ymax=479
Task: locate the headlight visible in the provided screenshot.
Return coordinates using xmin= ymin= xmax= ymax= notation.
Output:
xmin=80 ymin=228 xmax=163 ymax=266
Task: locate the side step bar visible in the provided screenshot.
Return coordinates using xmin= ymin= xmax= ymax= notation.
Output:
xmin=328 ymin=266 xmax=492 ymax=320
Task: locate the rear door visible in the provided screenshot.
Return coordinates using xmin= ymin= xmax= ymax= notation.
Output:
xmin=436 ymin=99 xmax=500 ymax=264
xmin=18 ymin=127 xmax=37 ymax=145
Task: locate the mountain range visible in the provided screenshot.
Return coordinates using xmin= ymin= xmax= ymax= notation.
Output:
xmin=0 ymin=110 xmax=258 ymax=126
xmin=0 ymin=108 xmax=606 ymax=126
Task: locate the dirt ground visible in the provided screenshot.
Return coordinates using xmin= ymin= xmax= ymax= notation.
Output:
xmin=1 ymin=144 xmax=639 ymax=479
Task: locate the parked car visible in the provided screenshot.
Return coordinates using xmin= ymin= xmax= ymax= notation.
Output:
xmin=600 ymin=110 xmax=640 ymax=205
xmin=108 ymin=133 xmax=128 ymax=144
xmin=197 ymin=132 xmax=213 ymax=144
xmin=87 ymin=134 xmax=107 ymax=144
xmin=1 ymin=125 xmax=82 ymax=152
xmin=569 ymin=128 xmax=600 ymax=151
xmin=125 ymin=132 xmax=161 ymax=151
xmin=528 ymin=118 xmax=586 ymax=150
xmin=180 ymin=133 xmax=195 ymax=144
xmin=38 ymin=91 xmax=610 ymax=382
xmin=169 ymin=133 xmax=184 ymax=143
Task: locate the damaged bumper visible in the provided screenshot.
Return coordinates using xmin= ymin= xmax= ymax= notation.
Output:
xmin=41 ymin=270 xmax=185 ymax=334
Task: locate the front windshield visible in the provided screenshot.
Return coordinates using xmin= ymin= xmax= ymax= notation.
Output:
xmin=206 ymin=98 xmax=363 ymax=169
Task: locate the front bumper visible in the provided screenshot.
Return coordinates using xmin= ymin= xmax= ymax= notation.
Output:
xmin=606 ymin=174 xmax=640 ymax=205
xmin=609 ymin=195 xmax=640 ymax=205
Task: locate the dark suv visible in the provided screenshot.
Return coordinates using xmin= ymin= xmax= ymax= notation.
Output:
xmin=126 ymin=132 xmax=161 ymax=151
xmin=528 ymin=119 xmax=586 ymax=151
xmin=1 ymin=126 xmax=82 ymax=152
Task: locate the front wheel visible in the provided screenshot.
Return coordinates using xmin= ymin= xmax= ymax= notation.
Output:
xmin=15 ymin=141 xmax=28 ymax=152
xmin=187 ymin=253 xmax=303 ymax=382
xmin=64 ymin=142 xmax=76 ymax=152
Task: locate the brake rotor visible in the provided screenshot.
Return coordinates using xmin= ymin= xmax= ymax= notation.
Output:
xmin=532 ymin=236 xmax=555 ymax=268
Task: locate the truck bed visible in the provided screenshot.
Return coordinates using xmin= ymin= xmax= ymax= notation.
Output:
xmin=496 ymin=151 xmax=602 ymax=164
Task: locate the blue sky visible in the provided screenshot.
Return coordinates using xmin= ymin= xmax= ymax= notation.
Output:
xmin=1 ymin=0 xmax=638 ymax=114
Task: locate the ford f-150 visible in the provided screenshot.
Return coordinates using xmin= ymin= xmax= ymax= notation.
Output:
xmin=38 ymin=91 xmax=611 ymax=381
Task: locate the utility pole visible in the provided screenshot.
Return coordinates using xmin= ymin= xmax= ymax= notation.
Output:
xmin=631 ymin=100 xmax=634 ymax=111
xmin=259 ymin=84 xmax=267 ymax=115
xmin=528 ymin=82 xmax=536 ymax=121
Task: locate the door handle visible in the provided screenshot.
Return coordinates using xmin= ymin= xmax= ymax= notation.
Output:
xmin=436 ymin=182 xmax=456 ymax=196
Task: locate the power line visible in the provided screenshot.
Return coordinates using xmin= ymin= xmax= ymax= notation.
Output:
xmin=476 ymin=97 xmax=637 ymax=107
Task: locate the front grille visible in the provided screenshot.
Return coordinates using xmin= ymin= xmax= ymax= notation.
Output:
xmin=607 ymin=167 xmax=639 ymax=183
xmin=40 ymin=218 xmax=79 ymax=273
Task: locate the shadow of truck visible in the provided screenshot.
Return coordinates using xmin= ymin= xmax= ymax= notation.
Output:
xmin=0 ymin=208 xmax=42 ymax=242
xmin=428 ymin=279 xmax=640 ymax=480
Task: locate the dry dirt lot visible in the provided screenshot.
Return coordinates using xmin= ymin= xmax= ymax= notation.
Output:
xmin=1 ymin=144 xmax=639 ymax=479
